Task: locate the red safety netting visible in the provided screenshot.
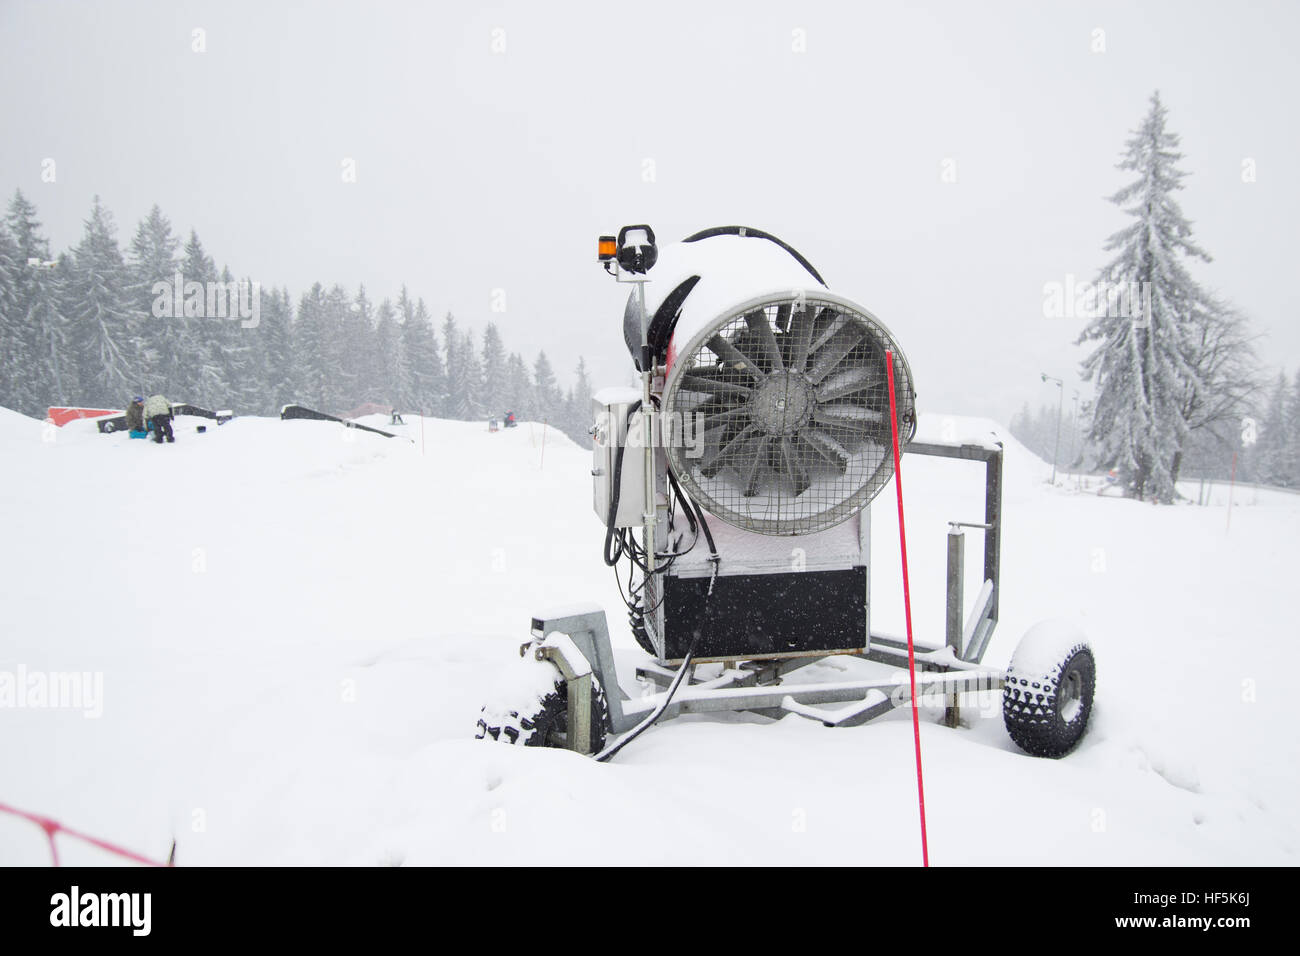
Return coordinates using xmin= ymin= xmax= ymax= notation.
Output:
xmin=0 ymin=800 xmax=173 ymax=867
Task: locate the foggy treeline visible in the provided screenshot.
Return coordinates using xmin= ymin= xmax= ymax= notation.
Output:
xmin=0 ymin=190 xmax=596 ymax=444
xmin=1010 ymin=387 xmax=1300 ymax=490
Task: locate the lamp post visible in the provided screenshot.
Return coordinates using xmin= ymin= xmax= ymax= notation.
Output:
xmin=1041 ymin=373 xmax=1063 ymax=484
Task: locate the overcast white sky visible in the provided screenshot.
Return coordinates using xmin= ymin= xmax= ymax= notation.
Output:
xmin=3 ymin=0 xmax=1297 ymax=423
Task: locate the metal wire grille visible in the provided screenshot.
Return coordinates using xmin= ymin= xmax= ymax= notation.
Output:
xmin=664 ymin=294 xmax=915 ymax=535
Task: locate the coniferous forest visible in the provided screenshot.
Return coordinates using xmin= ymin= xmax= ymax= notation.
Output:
xmin=0 ymin=191 xmax=595 ymax=444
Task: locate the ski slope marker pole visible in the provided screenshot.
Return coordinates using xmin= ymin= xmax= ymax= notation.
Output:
xmin=886 ymin=350 xmax=929 ymax=868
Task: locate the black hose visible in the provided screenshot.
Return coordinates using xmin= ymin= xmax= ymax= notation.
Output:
xmin=594 ymin=396 xmax=722 ymax=761
xmin=595 ymin=603 xmax=709 ymax=763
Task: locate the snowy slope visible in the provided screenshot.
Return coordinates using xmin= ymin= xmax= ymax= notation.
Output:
xmin=0 ymin=408 xmax=1295 ymax=865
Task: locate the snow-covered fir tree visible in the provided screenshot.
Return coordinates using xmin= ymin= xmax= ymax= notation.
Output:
xmin=532 ymin=350 xmax=561 ymax=424
xmin=259 ymin=286 xmax=295 ymax=415
xmin=372 ymin=298 xmax=404 ymax=409
xmin=128 ymin=205 xmax=193 ymax=399
xmin=1077 ymin=92 xmax=1218 ymax=502
xmin=0 ymin=215 xmax=25 ymax=413
xmin=0 ymin=192 xmax=593 ymax=426
xmin=503 ymin=351 xmax=531 ymax=421
xmin=480 ymin=322 xmax=508 ymax=417
xmin=401 ymin=299 xmax=443 ymax=416
xmin=67 ymin=197 xmax=137 ymax=407
xmin=1256 ymin=371 xmax=1291 ymax=486
xmin=453 ymin=328 xmax=483 ymax=420
xmin=5 ymin=191 xmax=69 ymax=414
xmin=293 ymin=283 xmax=332 ymax=410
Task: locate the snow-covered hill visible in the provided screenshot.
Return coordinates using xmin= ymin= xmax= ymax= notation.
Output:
xmin=0 ymin=407 xmax=1295 ymax=865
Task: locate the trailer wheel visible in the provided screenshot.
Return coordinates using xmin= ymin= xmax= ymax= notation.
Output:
xmin=476 ymin=671 xmax=609 ymax=753
xmin=1003 ymin=622 xmax=1096 ymax=758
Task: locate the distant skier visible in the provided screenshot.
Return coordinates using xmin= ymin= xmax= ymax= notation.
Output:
xmin=125 ymin=396 xmax=146 ymax=437
xmin=142 ymin=394 xmax=174 ymax=444
xmin=504 ymin=410 xmax=517 ymax=428
xmin=390 ymin=408 xmax=405 ymax=425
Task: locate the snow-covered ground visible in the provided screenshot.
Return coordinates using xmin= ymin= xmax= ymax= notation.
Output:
xmin=0 ymin=405 xmax=1295 ymax=865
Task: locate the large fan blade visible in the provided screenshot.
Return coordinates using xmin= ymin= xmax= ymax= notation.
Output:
xmin=815 ymin=365 xmax=879 ymax=403
xmin=813 ymin=404 xmax=884 ymax=425
xmin=707 ymin=334 xmax=763 ymax=382
xmin=779 ymin=438 xmax=811 ymax=496
xmin=806 ymin=327 xmax=866 ymax=385
xmin=743 ymin=310 xmax=784 ymax=372
xmin=807 ymin=309 xmax=844 ymax=353
xmin=701 ymin=423 xmax=762 ymax=475
xmin=695 ymin=403 xmax=752 ymax=431
xmin=679 ymin=371 xmax=754 ymax=398
xmin=774 ymin=302 xmax=792 ymax=333
xmin=741 ymin=435 xmax=772 ymax=496
xmin=784 ymin=308 xmax=815 ymax=371
xmin=802 ymin=428 xmax=851 ymax=474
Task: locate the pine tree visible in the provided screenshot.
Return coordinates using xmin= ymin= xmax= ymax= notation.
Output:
xmin=1077 ymin=92 xmax=1214 ymax=502
xmin=532 ymin=350 xmax=560 ymax=424
xmin=558 ymin=356 xmax=594 ymax=444
xmin=1257 ymin=371 xmax=1290 ymax=486
xmin=345 ymin=285 xmax=378 ymax=405
xmin=402 ymin=300 xmax=443 ymax=416
xmin=259 ymin=286 xmax=295 ymax=414
xmin=4 ymin=191 xmax=69 ymax=414
xmin=394 ymin=286 xmax=418 ymax=410
xmin=503 ymin=351 xmax=531 ymax=421
xmin=455 ymin=328 xmax=483 ymax=419
xmin=1175 ymin=294 xmax=1260 ymax=483
xmin=67 ymin=197 xmax=137 ymax=407
xmin=0 ymin=218 xmax=24 ymax=412
xmin=128 ymin=205 xmax=194 ymax=398
xmin=440 ymin=311 xmax=461 ymax=417
xmin=321 ymin=284 xmax=353 ymax=412
xmin=1287 ymin=369 xmax=1300 ymax=488
xmin=480 ymin=322 xmax=509 ymax=418
xmin=182 ymin=230 xmax=226 ymax=405
xmin=373 ymin=298 xmax=404 ymax=409
xmin=214 ymin=264 xmax=264 ymax=412
xmin=294 ymin=283 xmax=330 ymax=410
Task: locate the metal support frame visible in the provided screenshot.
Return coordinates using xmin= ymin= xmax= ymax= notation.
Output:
xmin=944 ymin=527 xmax=965 ymax=727
xmin=534 ymin=636 xmax=593 ymax=755
xmin=904 ymin=439 xmax=1003 ymax=646
xmin=523 ymin=440 xmax=1006 ymax=744
xmin=529 ymin=606 xmax=643 ymax=734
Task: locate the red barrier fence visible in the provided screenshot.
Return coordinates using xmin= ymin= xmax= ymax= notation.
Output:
xmin=45 ymin=407 xmax=123 ymax=427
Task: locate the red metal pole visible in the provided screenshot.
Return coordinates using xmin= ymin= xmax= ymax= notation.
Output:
xmin=885 ymin=351 xmax=929 ymax=867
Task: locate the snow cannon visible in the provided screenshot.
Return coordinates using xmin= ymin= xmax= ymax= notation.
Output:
xmin=592 ymin=226 xmax=917 ymax=662
xmin=476 ymin=225 xmax=1096 ymax=766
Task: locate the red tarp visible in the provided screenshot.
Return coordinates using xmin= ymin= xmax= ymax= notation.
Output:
xmin=47 ymin=407 xmax=123 ymax=427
